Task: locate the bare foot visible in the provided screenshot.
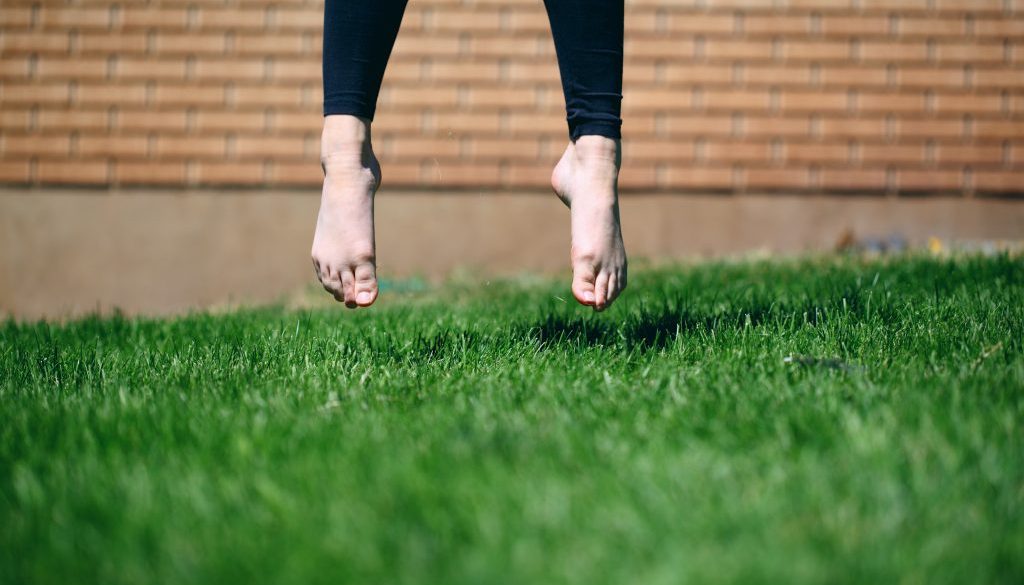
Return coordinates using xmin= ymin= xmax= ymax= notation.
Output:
xmin=311 ymin=115 xmax=380 ymax=308
xmin=551 ymin=136 xmax=628 ymax=311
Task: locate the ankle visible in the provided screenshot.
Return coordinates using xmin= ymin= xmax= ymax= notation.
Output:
xmin=571 ymin=135 xmax=621 ymax=167
xmin=322 ymin=115 xmax=374 ymax=162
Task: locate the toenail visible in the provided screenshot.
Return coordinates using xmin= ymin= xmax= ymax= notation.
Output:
xmin=583 ymin=291 xmax=595 ymax=303
xmin=356 ymin=292 xmax=371 ymax=304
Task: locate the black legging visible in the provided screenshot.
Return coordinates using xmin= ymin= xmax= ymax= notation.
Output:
xmin=323 ymin=0 xmax=624 ymax=141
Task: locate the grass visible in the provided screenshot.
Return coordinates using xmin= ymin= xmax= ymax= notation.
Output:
xmin=1 ymin=253 xmax=1022 ymax=585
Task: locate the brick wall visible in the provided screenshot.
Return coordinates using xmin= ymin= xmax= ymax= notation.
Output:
xmin=1 ymin=0 xmax=1022 ymax=194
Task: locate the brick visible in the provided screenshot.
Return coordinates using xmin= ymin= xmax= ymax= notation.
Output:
xmin=936 ymin=144 xmax=1005 ymax=165
xmin=704 ymin=39 xmax=774 ymax=61
xmin=418 ymin=161 xmax=503 ymax=187
xmin=77 ymin=84 xmax=148 ymax=106
xmin=235 ymin=135 xmax=309 ymax=159
xmin=975 ymin=120 xmax=1024 ymax=139
xmin=388 ymin=137 xmax=462 ymax=160
xmin=936 ymin=43 xmax=1008 ymax=64
xmin=0 ymin=109 xmax=32 ymax=130
xmin=664 ymin=63 xmax=736 ymax=85
xmin=0 ymin=56 xmax=31 ymax=79
xmin=195 ymin=59 xmax=266 ymax=82
xmin=934 ymin=93 xmax=1004 ymax=115
xmin=819 ymin=15 xmax=890 ymax=37
xmin=780 ymin=91 xmax=847 ymax=113
xmin=784 ymin=41 xmax=853 ymax=62
xmin=899 ymin=17 xmax=968 ymax=38
xmin=154 ymin=85 xmax=226 ymax=107
xmin=116 ymin=58 xmax=189 ymax=81
xmin=77 ymin=135 xmax=149 ymax=158
xmin=431 ymin=61 xmax=504 ymax=83
xmin=368 ymin=111 xmax=423 ymax=133
xmin=820 ymin=168 xmax=888 ymax=191
xmin=670 ymin=14 xmax=743 ymax=36
xmin=706 ymin=141 xmax=773 ymax=164
xmin=898 ymin=67 xmax=968 ymax=89
xmin=744 ymin=116 xmax=812 ymax=138
xmin=5 ymin=0 xmax=1024 ymax=192
xmin=197 ymin=111 xmax=269 ymax=133
xmin=3 ymin=134 xmax=71 ymax=157
xmin=468 ymin=87 xmax=536 ymax=109
xmin=2 ymin=83 xmax=71 ymax=105
xmin=619 ymin=163 xmax=659 ymax=190
xmin=36 ymin=57 xmax=108 ymax=80
xmin=387 ymin=87 xmax=460 ymax=109
xmin=156 ymin=136 xmax=227 ymax=159
xmin=975 ymin=69 xmax=1024 ymax=89
xmin=898 ymin=118 xmax=965 ymax=139
xmin=624 ymin=88 xmax=693 ymax=112
xmin=198 ymin=8 xmax=267 ymax=30
xmin=0 ymin=32 xmax=70 ymax=54
xmin=819 ymin=66 xmax=890 ymax=88
xmin=78 ymin=32 xmax=148 ymax=54
xmin=118 ymin=111 xmax=190 ymax=133
xmin=745 ymin=65 xmax=813 ymax=86
xmin=663 ymin=166 xmax=733 ymax=190
xmin=627 ymin=38 xmax=697 ymax=60
xmin=38 ymin=160 xmax=109 ymax=185
xmin=0 ymin=7 xmax=34 ymax=29
xmin=860 ymin=41 xmax=930 ymax=63
xmin=37 ymin=110 xmax=108 ymax=132
xmin=975 ymin=170 xmax=1024 ymax=192
xmin=784 ymin=143 xmax=849 ymax=164
xmin=197 ymin=161 xmax=264 ymax=185
xmin=116 ymin=161 xmax=188 ymax=185
xmin=40 ymin=7 xmax=111 ymax=30
xmin=0 ymin=160 xmax=32 ymax=183
xmin=121 ymin=7 xmax=189 ymax=29
xmin=821 ymin=117 xmax=890 ymax=139
xmin=235 ymin=34 xmax=306 ymax=56
xmin=274 ymin=8 xmax=323 ymax=30
xmin=663 ymin=114 xmax=735 ymax=137
xmin=746 ymin=167 xmax=811 ymax=190
xmin=975 ymin=18 xmax=1024 ymax=38
xmin=393 ymin=34 xmax=462 ymax=58
xmin=898 ymin=169 xmax=963 ymax=192
xmin=155 ymin=33 xmax=228 ymax=55
xmin=435 ymin=112 xmax=505 ymax=135
xmin=467 ymin=138 xmax=542 ymax=160
xmin=859 ymin=92 xmax=926 ymax=114
xmin=860 ymin=144 xmax=927 ymax=164
xmin=269 ymin=162 xmax=321 ymax=186
xmin=624 ymin=139 xmax=696 ymax=162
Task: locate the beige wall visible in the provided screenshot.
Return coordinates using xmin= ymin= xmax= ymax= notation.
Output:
xmin=3 ymin=188 xmax=1022 ymax=319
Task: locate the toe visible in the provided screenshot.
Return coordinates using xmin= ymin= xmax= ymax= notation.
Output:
xmin=340 ymin=269 xmax=357 ymax=308
xmin=571 ymin=263 xmax=597 ymax=307
xmin=594 ymin=272 xmax=610 ymax=311
xmin=606 ymin=272 xmax=620 ymax=306
xmin=318 ymin=264 xmax=343 ymax=298
xmin=353 ymin=262 xmax=379 ymax=307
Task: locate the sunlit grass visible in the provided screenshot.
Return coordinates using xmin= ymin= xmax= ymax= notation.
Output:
xmin=2 ymin=253 xmax=1022 ymax=584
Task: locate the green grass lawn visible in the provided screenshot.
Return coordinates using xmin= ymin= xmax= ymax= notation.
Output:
xmin=2 ymin=254 xmax=1022 ymax=585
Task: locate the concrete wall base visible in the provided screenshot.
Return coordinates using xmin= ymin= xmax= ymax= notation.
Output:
xmin=2 ymin=188 xmax=1021 ymax=319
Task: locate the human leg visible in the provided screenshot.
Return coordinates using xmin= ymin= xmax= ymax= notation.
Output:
xmin=543 ymin=0 xmax=627 ymax=311
xmin=313 ymin=0 xmax=408 ymax=308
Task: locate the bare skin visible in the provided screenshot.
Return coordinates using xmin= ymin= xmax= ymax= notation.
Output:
xmin=312 ymin=115 xmax=627 ymax=311
xmin=311 ymin=115 xmax=380 ymax=308
xmin=551 ymin=136 xmax=628 ymax=311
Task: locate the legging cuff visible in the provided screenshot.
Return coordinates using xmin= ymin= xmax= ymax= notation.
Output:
xmin=323 ymin=98 xmax=376 ymax=120
xmin=570 ymin=121 xmax=622 ymax=141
